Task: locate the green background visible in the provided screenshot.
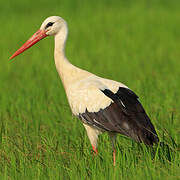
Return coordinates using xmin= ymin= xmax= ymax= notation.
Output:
xmin=0 ymin=0 xmax=180 ymax=179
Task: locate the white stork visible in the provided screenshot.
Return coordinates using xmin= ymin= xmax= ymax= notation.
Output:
xmin=10 ymin=16 xmax=159 ymax=165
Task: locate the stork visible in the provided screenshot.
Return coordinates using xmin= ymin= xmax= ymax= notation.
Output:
xmin=10 ymin=16 xmax=159 ymax=166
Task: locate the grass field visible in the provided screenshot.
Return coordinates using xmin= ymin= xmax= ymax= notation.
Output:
xmin=0 ymin=0 xmax=180 ymax=179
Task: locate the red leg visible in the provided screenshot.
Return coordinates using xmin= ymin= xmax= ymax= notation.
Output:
xmin=92 ymin=145 xmax=98 ymax=155
xmin=113 ymin=149 xmax=116 ymax=166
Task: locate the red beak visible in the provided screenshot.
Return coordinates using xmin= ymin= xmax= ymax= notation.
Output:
xmin=10 ymin=29 xmax=47 ymax=60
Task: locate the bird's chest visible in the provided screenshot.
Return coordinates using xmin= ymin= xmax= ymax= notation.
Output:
xmin=65 ymin=82 xmax=112 ymax=115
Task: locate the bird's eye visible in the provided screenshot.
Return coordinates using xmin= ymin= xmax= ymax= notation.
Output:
xmin=45 ymin=22 xmax=54 ymax=29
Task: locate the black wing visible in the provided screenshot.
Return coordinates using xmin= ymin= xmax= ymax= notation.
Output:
xmin=78 ymin=87 xmax=159 ymax=145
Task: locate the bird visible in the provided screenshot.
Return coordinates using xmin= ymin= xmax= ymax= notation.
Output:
xmin=10 ymin=16 xmax=159 ymax=166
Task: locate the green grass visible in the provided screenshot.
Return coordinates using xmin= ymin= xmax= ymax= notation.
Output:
xmin=0 ymin=0 xmax=180 ymax=179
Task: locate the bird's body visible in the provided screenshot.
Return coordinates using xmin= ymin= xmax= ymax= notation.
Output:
xmin=10 ymin=16 xmax=159 ymax=165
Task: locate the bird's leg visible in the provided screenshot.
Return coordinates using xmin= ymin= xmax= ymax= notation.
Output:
xmin=83 ymin=124 xmax=100 ymax=156
xmin=109 ymin=132 xmax=117 ymax=166
xmin=113 ymin=148 xmax=116 ymax=166
xmin=92 ymin=145 xmax=98 ymax=155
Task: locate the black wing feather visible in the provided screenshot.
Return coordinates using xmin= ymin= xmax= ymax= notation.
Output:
xmin=78 ymin=87 xmax=159 ymax=145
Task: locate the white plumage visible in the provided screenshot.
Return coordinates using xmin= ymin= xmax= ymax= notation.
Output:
xmin=10 ymin=16 xmax=159 ymax=166
xmin=66 ymin=75 xmax=127 ymax=114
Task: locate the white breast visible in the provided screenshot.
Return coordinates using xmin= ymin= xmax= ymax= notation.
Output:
xmin=65 ymin=75 xmax=128 ymax=115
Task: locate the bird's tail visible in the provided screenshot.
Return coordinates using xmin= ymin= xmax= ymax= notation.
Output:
xmin=137 ymin=125 xmax=159 ymax=145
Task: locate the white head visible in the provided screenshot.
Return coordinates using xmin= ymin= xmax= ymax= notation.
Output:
xmin=40 ymin=16 xmax=67 ymax=36
xmin=10 ymin=16 xmax=68 ymax=59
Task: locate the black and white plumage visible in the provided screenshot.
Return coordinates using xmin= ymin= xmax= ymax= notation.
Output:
xmin=10 ymin=16 xmax=159 ymax=165
xmin=79 ymin=87 xmax=159 ymax=146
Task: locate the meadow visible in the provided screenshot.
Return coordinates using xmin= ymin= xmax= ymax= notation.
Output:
xmin=0 ymin=0 xmax=180 ymax=179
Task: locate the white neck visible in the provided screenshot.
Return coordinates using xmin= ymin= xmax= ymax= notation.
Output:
xmin=54 ymin=23 xmax=68 ymax=59
xmin=54 ymin=24 xmax=91 ymax=89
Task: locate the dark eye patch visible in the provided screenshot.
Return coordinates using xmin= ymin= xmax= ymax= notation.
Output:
xmin=45 ymin=22 xmax=54 ymax=29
